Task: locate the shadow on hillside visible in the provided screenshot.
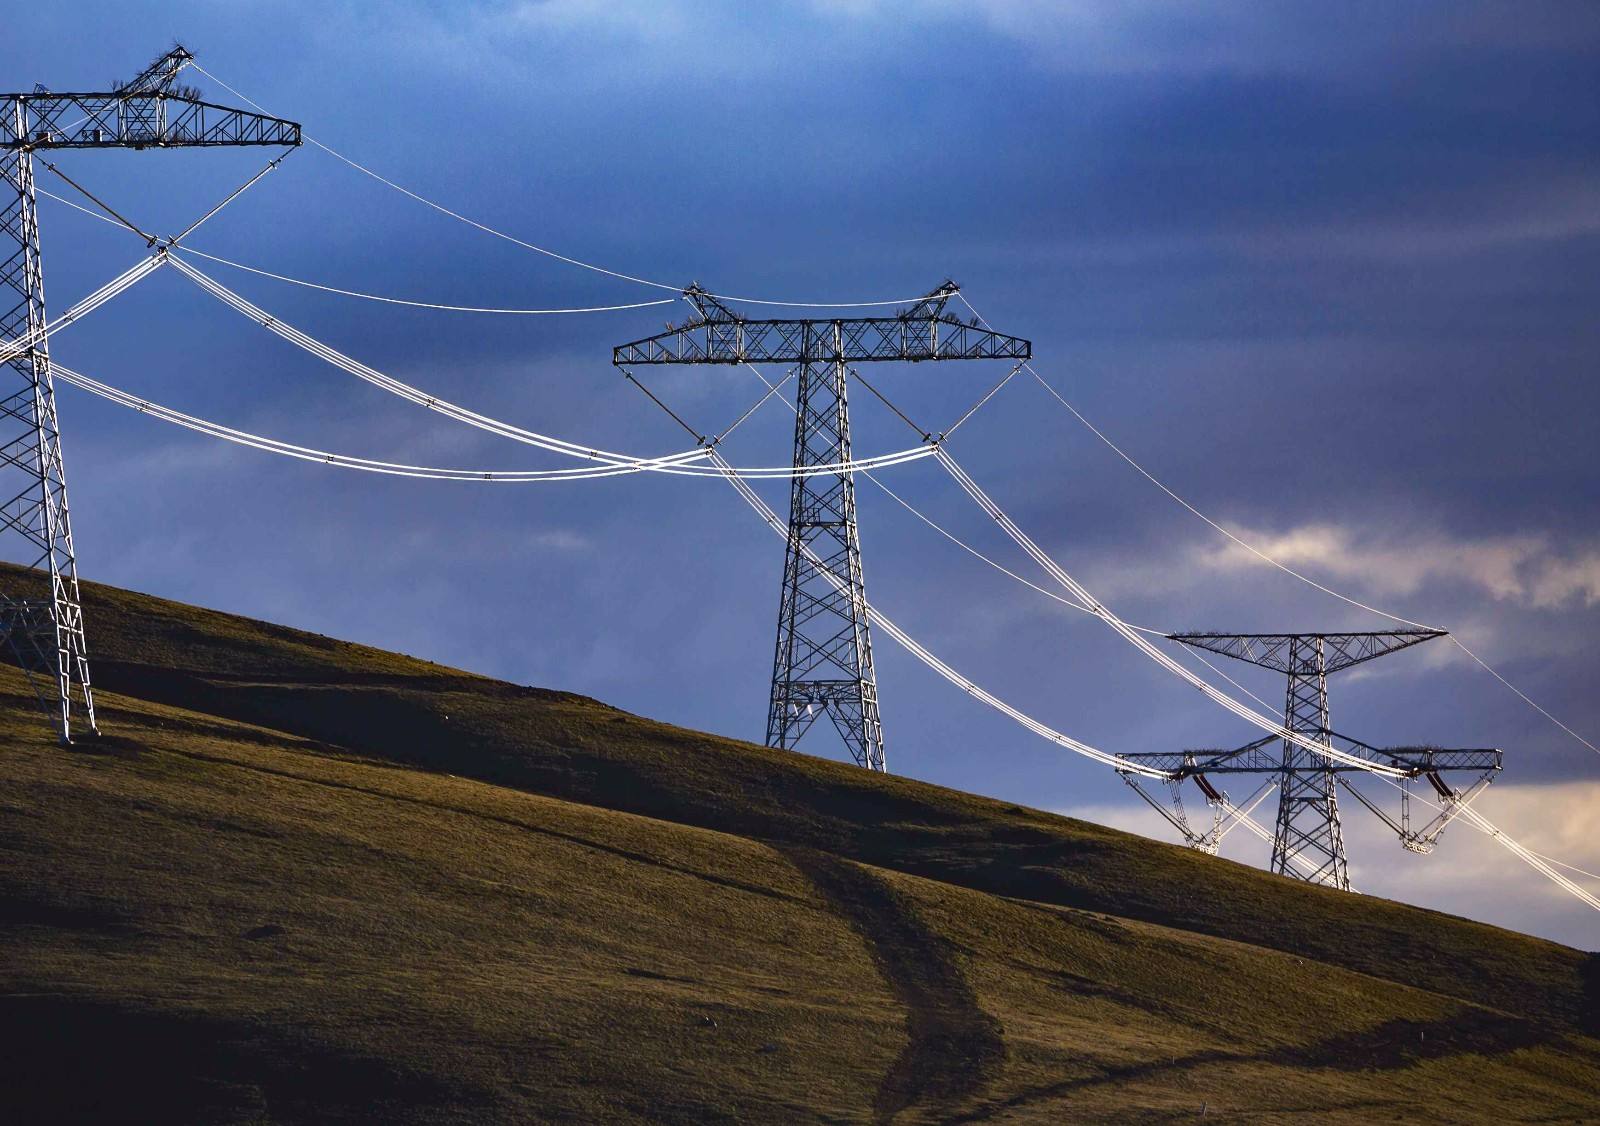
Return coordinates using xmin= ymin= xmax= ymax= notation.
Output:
xmin=0 ymin=995 xmax=478 ymax=1124
xmin=8 ymin=560 xmax=1576 ymax=1040
xmin=1583 ymin=953 xmax=1600 ymax=1037
xmin=938 ymin=1007 xmax=1572 ymax=1123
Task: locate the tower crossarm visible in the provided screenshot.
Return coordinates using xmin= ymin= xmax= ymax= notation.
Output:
xmin=1118 ymin=734 xmax=1501 ymax=778
xmin=1168 ymin=629 xmax=1446 ymax=674
xmin=3 ymin=92 xmax=300 ymax=150
xmin=613 ymin=281 xmax=1031 ymax=366
xmin=1371 ymin=745 xmax=1503 ymax=777
xmin=1116 ymin=735 xmax=1280 ymax=777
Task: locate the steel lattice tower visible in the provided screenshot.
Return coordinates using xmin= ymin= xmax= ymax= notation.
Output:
xmin=0 ymin=132 xmax=94 ymax=741
xmin=766 ymin=324 xmax=884 ymax=767
xmin=1273 ymin=635 xmax=1349 ymax=887
xmin=615 ymin=282 xmax=1030 ymax=770
xmin=0 ymin=48 xmax=299 ymax=741
xmin=1118 ymin=630 xmax=1501 ymax=889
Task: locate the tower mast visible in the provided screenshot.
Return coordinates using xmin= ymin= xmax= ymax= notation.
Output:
xmin=0 ymin=47 xmax=300 ymax=741
xmin=615 ymin=282 xmax=1030 ymax=770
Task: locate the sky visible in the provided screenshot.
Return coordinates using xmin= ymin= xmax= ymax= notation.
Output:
xmin=7 ymin=1 xmax=1599 ymax=946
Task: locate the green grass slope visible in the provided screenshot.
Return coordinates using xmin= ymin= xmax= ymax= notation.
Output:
xmin=2 ymin=562 xmax=1597 ymax=1122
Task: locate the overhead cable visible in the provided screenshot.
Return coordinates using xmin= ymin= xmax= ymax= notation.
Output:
xmin=188 ymin=62 xmax=937 ymax=311
xmin=55 ymin=360 xmax=932 ymax=483
xmin=52 ymin=365 xmax=662 ymax=481
xmin=955 ymin=292 xmax=1599 ymax=761
xmin=177 ymin=246 xmax=679 ymax=315
xmin=170 ymin=256 xmax=935 ymax=478
xmin=40 ymin=182 xmax=692 ymax=317
xmin=707 ymin=447 xmax=1173 ymax=779
xmin=934 ymin=448 xmax=1409 ymax=778
xmin=0 ymin=253 xmax=164 ymax=366
xmin=1457 ymin=805 xmax=1600 ymax=911
xmin=1029 ymin=357 xmax=1600 ymax=758
xmin=802 ymin=332 xmax=1410 ymax=777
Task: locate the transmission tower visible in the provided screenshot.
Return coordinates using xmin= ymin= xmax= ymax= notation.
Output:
xmin=1 ymin=47 xmax=299 ymax=741
xmin=1118 ymin=630 xmax=1501 ymax=889
xmin=614 ymin=283 xmax=1030 ymax=770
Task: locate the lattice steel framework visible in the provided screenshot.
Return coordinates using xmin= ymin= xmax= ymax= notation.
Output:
xmin=767 ymin=334 xmax=885 ymax=766
xmin=1272 ymin=636 xmax=1349 ymax=887
xmin=614 ymin=283 xmax=1030 ymax=771
xmin=0 ymin=48 xmax=299 ymax=742
xmin=1118 ymin=630 xmax=1501 ymax=889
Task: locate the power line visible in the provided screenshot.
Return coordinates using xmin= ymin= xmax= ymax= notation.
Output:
xmin=917 ymin=363 xmax=1598 ymax=908
xmin=52 ymin=365 xmax=673 ymax=481
xmin=42 ymin=252 xmax=1600 ymax=916
xmin=707 ymin=447 xmax=1172 ymax=778
xmin=178 ymin=247 xmax=678 ymax=314
xmin=38 ymin=185 xmax=679 ymax=316
xmin=936 ymin=448 xmax=1409 ymax=777
xmin=0 ymin=252 xmax=164 ymax=366
xmin=12 ymin=52 xmax=1595 ymax=924
xmin=189 ymin=63 xmax=935 ymax=311
xmin=15 ymin=253 xmax=934 ymax=484
xmin=954 ymin=293 xmax=1599 ymax=761
xmin=171 ymin=255 xmax=940 ymax=478
xmin=57 ymin=353 xmax=935 ymax=483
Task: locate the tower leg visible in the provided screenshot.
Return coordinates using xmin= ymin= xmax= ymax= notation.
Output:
xmin=1271 ymin=636 xmax=1347 ymax=888
xmin=0 ymin=141 xmax=97 ymax=743
xmin=766 ymin=343 xmax=885 ymax=771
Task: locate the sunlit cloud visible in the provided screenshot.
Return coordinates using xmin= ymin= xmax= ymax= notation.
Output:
xmin=1200 ymin=524 xmax=1600 ymax=610
xmin=1060 ymin=779 xmax=1600 ymax=948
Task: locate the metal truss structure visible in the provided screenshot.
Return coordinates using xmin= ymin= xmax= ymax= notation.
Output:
xmin=0 ymin=48 xmax=300 ymax=742
xmin=614 ymin=285 xmax=1031 ymax=367
xmin=614 ymin=283 xmax=1030 ymax=771
xmin=1118 ymin=630 xmax=1500 ymax=889
xmin=0 ymin=595 xmax=62 ymax=715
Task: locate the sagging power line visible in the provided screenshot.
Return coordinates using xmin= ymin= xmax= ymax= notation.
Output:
xmin=1 ymin=48 xmax=1592 ymax=915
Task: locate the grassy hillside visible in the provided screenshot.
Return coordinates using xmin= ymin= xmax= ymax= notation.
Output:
xmin=2 ymin=561 xmax=1597 ymax=1122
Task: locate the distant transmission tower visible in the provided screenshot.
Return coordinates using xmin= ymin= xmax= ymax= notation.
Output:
xmin=1 ymin=47 xmax=299 ymax=741
xmin=1118 ymin=630 xmax=1501 ymax=889
xmin=615 ymin=283 xmax=1030 ymax=770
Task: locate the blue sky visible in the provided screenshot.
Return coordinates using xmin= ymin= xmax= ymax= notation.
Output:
xmin=9 ymin=1 xmax=1600 ymax=945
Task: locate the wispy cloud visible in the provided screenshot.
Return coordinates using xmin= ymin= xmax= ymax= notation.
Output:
xmin=1200 ymin=524 xmax=1600 ymax=610
xmin=1346 ymin=779 xmax=1600 ymax=947
xmin=1060 ymin=779 xmax=1600 ymax=947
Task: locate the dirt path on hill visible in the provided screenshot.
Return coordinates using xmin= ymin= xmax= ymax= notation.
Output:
xmin=781 ymin=848 xmax=1005 ymax=1123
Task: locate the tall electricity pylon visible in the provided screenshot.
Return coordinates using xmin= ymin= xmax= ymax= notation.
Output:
xmin=1118 ymin=630 xmax=1501 ymax=888
xmin=1 ymin=47 xmax=300 ymax=741
xmin=615 ymin=283 xmax=1030 ymax=771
